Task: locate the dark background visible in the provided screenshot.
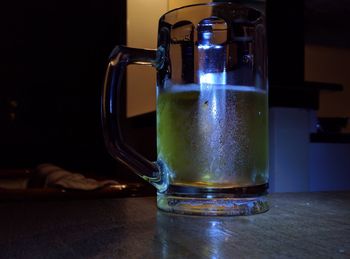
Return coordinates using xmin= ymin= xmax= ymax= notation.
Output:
xmin=0 ymin=0 xmax=126 ymax=175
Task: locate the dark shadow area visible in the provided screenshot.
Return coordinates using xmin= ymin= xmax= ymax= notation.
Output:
xmin=0 ymin=0 xmax=136 ymax=178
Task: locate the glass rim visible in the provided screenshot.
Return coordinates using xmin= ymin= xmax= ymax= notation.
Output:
xmin=160 ymin=2 xmax=262 ymax=21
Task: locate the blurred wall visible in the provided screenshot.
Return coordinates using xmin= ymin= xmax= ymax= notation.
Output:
xmin=126 ymin=0 xmax=168 ymax=117
xmin=126 ymin=0 xmax=212 ymax=117
xmin=168 ymin=0 xmax=211 ymax=9
xmin=305 ymin=45 xmax=350 ymax=132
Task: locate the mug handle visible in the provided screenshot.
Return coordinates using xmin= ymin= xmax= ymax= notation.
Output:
xmin=101 ymin=45 xmax=167 ymax=191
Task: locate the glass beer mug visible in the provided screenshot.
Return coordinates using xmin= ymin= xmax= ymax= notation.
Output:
xmin=102 ymin=3 xmax=268 ymax=216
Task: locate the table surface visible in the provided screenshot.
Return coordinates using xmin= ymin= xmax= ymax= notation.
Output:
xmin=0 ymin=192 xmax=349 ymax=258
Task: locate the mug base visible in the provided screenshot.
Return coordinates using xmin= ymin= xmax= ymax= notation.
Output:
xmin=157 ymin=184 xmax=269 ymax=216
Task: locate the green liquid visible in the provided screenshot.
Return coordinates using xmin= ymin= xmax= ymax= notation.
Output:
xmin=157 ymin=85 xmax=268 ymax=188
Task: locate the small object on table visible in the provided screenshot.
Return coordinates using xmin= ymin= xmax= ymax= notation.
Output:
xmin=30 ymin=163 xmax=119 ymax=190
